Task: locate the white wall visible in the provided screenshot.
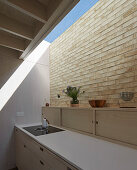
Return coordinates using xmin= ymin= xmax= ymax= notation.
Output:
xmin=0 ymin=42 xmax=50 ymax=170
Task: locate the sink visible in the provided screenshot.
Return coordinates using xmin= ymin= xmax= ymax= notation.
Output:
xmin=23 ymin=125 xmax=64 ymax=136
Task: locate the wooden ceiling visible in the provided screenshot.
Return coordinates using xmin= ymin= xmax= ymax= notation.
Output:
xmin=0 ymin=0 xmax=79 ymax=59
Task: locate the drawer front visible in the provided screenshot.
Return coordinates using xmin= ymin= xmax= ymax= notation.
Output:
xmin=96 ymin=110 xmax=137 ymax=145
xmin=37 ymin=144 xmax=67 ymax=170
xmin=37 ymin=158 xmax=51 ymax=170
xmin=38 ymin=145 xmax=78 ymax=170
xmin=62 ymin=108 xmax=93 ymax=133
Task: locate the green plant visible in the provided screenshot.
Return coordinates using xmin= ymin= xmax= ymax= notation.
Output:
xmin=63 ymin=86 xmax=84 ymax=104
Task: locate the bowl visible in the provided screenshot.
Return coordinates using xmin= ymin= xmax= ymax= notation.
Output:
xmin=120 ymin=92 xmax=134 ymax=101
xmin=89 ymin=100 xmax=106 ymax=107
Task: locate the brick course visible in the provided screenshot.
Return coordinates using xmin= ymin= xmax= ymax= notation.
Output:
xmin=50 ymin=0 xmax=137 ymax=107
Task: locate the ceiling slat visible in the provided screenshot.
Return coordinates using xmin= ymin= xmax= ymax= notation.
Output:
xmin=5 ymin=0 xmax=47 ymax=23
xmin=0 ymin=14 xmax=34 ymax=40
xmin=0 ymin=45 xmax=23 ymax=58
xmin=0 ymin=31 xmax=27 ymax=52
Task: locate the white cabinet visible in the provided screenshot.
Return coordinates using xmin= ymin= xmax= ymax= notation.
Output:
xmin=15 ymin=128 xmax=78 ymax=170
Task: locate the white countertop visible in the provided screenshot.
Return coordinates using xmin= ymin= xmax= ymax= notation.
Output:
xmin=15 ymin=123 xmax=137 ymax=170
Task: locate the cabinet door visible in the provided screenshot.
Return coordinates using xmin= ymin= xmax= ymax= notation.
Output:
xmin=62 ymin=108 xmax=93 ymax=133
xmin=23 ymin=144 xmax=39 ymax=170
xmin=15 ymin=129 xmax=27 ymax=170
xmin=16 ymin=140 xmax=38 ymax=170
xmin=42 ymin=107 xmax=61 ymax=126
xmin=96 ymin=110 xmax=137 ymax=145
xmin=15 ymin=138 xmax=26 ymax=170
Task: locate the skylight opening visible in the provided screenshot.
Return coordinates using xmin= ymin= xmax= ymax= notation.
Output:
xmin=45 ymin=0 xmax=99 ymax=43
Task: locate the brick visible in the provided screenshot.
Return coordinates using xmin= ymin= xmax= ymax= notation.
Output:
xmin=50 ymin=0 xmax=137 ymax=107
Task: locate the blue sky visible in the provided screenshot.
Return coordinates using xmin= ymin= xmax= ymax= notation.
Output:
xmin=44 ymin=0 xmax=99 ymax=43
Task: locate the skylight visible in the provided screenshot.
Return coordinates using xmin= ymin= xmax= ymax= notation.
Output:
xmin=45 ymin=0 xmax=99 ymax=43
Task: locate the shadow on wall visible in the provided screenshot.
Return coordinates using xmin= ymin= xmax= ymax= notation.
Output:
xmin=0 ymin=46 xmax=22 ymax=89
xmin=0 ymin=41 xmax=50 ymax=111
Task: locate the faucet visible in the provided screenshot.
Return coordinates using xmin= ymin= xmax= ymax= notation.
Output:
xmin=42 ymin=117 xmax=50 ymax=128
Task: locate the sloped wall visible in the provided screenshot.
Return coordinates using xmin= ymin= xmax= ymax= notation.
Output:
xmin=50 ymin=0 xmax=137 ymax=107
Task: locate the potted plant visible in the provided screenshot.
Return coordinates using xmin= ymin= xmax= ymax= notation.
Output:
xmin=63 ymin=86 xmax=84 ymax=107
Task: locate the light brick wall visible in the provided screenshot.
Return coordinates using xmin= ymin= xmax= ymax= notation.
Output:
xmin=50 ymin=0 xmax=137 ymax=107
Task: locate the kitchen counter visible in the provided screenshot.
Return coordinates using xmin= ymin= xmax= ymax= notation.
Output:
xmin=15 ymin=123 xmax=137 ymax=170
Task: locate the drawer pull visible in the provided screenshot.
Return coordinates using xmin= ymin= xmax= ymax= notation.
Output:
xmin=24 ymin=145 xmax=26 ymax=148
xmin=96 ymin=121 xmax=98 ymax=124
xmin=40 ymin=160 xmax=44 ymax=166
xmin=40 ymin=147 xmax=44 ymax=151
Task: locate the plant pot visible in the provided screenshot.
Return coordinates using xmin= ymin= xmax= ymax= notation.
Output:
xmin=70 ymin=99 xmax=79 ymax=107
xmin=70 ymin=103 xmax=79 ymax=107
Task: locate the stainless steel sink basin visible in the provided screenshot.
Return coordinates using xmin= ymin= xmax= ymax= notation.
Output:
xmin=23 ymin=125 xmax=64 ymax=136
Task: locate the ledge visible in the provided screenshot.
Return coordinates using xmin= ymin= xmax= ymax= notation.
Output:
xmin=42 ymin=106 xmax=137 ymax=112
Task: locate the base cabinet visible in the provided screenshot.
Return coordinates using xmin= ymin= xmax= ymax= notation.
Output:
xmin=15 ymin=128 xmax=78 ymax=170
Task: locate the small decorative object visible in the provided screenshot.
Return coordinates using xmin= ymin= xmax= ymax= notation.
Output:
xmin=57 ymin=94 xmax=61 ymax=98
xmin=44 ymin=98 xmax=49 ymax=107
xmin=89 ymin=100 xmax=106 ymax=107
xmin=120 ymin=92 xmax=134 ymax=101
xmin=46 ymin=103 xmax=49 ymax=106
xmin=63 ymin=86 xmax=85 ymax=107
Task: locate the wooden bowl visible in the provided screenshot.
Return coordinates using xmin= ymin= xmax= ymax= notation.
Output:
xmin=89 ymin=100 xmax=106 ymax=107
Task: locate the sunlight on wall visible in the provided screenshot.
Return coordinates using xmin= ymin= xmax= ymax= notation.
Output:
xmin=0 ymin=41 xmax=50 ymax=111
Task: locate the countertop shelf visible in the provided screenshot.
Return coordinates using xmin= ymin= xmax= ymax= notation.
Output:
xmin=42 ymin=106 xmax=137 ymax=111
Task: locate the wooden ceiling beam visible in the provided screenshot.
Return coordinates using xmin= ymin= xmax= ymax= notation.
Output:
xmin=0 ymin=31 xmax=27 ymax=52
xmin=3 ymin=0 xmax=47 ymax=23
xmin=0 ymin=14 xmax=34 ymax=40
